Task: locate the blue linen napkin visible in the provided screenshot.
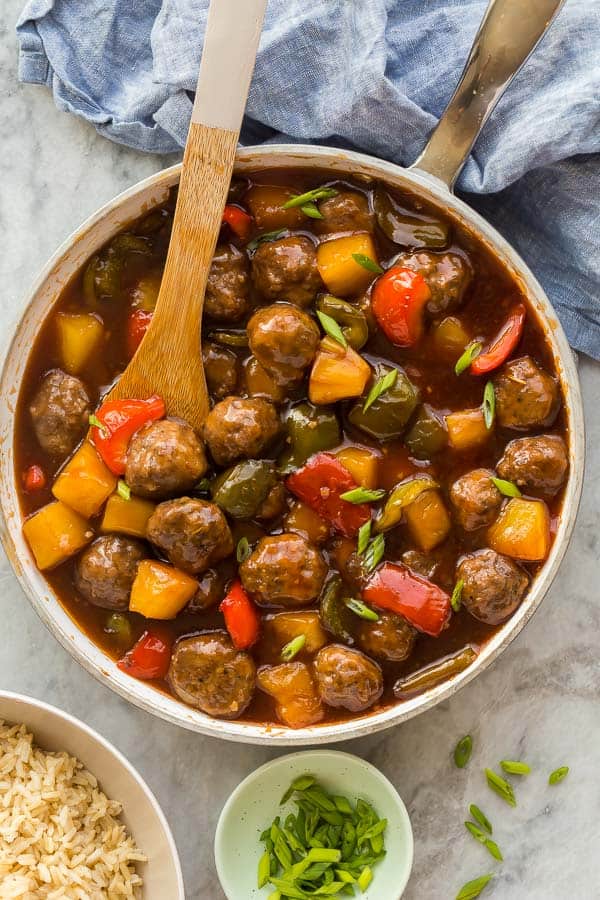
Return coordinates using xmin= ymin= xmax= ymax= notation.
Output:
xmin=16 ymin=0 xmax=600 ymax=359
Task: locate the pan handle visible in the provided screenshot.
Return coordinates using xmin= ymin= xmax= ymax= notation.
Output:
xmin=409 ymin=0 xmax=564 ymax=190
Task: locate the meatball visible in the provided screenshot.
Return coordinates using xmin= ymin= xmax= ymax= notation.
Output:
xmin=252 ymin=236 xmax=322 ymax=307
xmin=247 ymin=303 xmax=320 ymax=386
xmin=125 ymin=418 xmax=208 ymax=499
xmin=396 ymin=250 xmax=472 ymax=316
xmin=497 ymin=434 xmax=568 ymax=494
xmin=168 ymin=632 xmax=255 ymax=718
xmin=205 ymin=244 xmax=250 ymax=322
xmin=29 ymin=370 xmax=91 ymax=458
xmin=401 ymin=549 xmax=442 ymax=581
xmin=74 ymin=535 xmax=144 ymax=610
xmin=314 ymin=191 xmax=373 ymax=235
xmin=147 ymin=498 xmax=234 ymax=575
xmin=493 ymin=356 xmax=559 ymax=429
xmin=456 ymin=548 xmax=529 ymax=625
xmin=188 ymin=568 xmax=226 ymax=612
xmin=313 ymin=645 xmax=383 ymax=712
xmin=203 ymin=396 xmax=280 ymax=467
xmin=450 ymin=468 xmax=503 ymax=531
xmin=356 ymin=611 xmax=416 ymax=662
xmin=339 ymin=551 xmax=370 ymax=593
xmin=202 ymin=342 xmax=239 ymax=400
xmin=240 ymin=533 xmax=327 ymax=608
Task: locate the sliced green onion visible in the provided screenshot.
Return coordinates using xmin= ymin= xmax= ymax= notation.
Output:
xmin=362 ymin=369 xmax=398 ymax=412
xmin=358 ymin=866 xmax=373 ymax=891
xmin=351 ymin=253 xmax=383 ymax=274
xmin=465 ymin=823 xmax=503 ymax=860
xmin=236 ymin=536 xmax=251 ymax=563
xmin=500 ymin=759 xmax=531 ymax=776
xmin=340 ymin=487 xmax=385 ymax=504
xmin=491 ymin=477 xmax=522 ymax=498
xmin=455 ymin=874 xmax=494 ymax=900
xmin=362 ymin=533 xmax=385 ymax=572
xmin=454 ymin=735 xmax=473 ymax=769
xmin=282 ymin=187 xmax=338 ymax=209
xmin=195 ymin=477 xmax=211 ymax=493
xmin=485 ymin=768 xmax=517 ymax=807
xmin=281 ymin=634 xmax=306 ymax=662
xmin=469 ymin=804 xmax=492 ymax=835
xmin=280 ymin=775 xmax=316 ymax=804
xmin=451 ymin=579 xmax=464 ymax=613
xmin=344 ymin=598 xmax=380 ymax=622
xmin=482 ymin=381 xmax=495 ymax=430
xmin=258 ymin=850 xmax=271 ymax=888
xmin=247 ymin=229 xmax=285 ymax=251
xmin=549 ymin=766 xmax=569 ymax=785
xmin=356 ymin=520 xmax=372 ymax=555
xmin=316 ymin=310 xmax=347 ymax=348
xmin=117 ymin=480 xmax=131 ymax=501
xmin=455 ymin=341 xmax=482 ymax=376
xmin=88 ymin=414 xmax=103 ymax=429
xmin=300 ymin=202 xmax=324 ymax=219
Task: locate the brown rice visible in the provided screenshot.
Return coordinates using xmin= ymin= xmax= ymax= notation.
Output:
xmin=0 ymin=721 xmax=146 ymax=899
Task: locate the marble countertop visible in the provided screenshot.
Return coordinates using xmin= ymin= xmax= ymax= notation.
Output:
xmin=1 ymin=7 xmax=598 ymax=898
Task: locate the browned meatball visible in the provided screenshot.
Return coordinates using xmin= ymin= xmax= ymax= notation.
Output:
xmin=313 ymin=645 xmax=383 ymax=712
xmin=252 ymin=236 xmax=322 ymax=307
xmin=457 ymin=548 xmax=529 ymax=625
xmin=147 ymin=498 xmax=233 ymax=575
xmin=205 ymin=244 xmax=250 ymax=322
xmin=497 ymin=434 xmax=568 ymax=494
xmin=314 ymin=191 xmax=373 ymax=236
xmin=494 ymin=356 xmax=559 ymax=429
xmin=30 ymin=370 xmax=91 ymax=458
xmin=168 ymin=632 xmax=255 ymax=718
xmin=450 ymin=468 xmax=503 ymax=531
xmin=401 ymin=549 xmax=442 ymax=581
xmin=339 ymin=551 xmax=370 ymax=593
xmin=396 ymin=250 xmax=472 ymax=315
xmin=188 ymin=568 xmax=226 ymax=612
xmin=74 ymin=535 xmax=144 ymax=610
xmin=202 ymin=342 xmax=239 ymax=400
xmin=356 ymin=611 xmax=416 ymax=662
xmin=247 ymin=303 xmax=320 ymax=385
xmin=240 ymin=533 xmax=327 ymax=608
xmin=203 ymin=396 xmax=280 ymax=467
xmin=125 ymin=418 xmax=208 ymax=499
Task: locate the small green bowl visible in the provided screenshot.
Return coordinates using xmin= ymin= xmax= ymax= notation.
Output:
xmin=214 ymin=749 xmax=414 ymax=899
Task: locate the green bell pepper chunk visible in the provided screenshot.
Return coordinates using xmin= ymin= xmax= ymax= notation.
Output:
xmin=211 ymin=460 xmax=277 ymax=519
xmin=83 ymin=233 xmax=151 ymax=305
xmin=319 ymin=576 xmax=356 ymax=645
xmin=404 ymin=404 xmax=448 ymax=459
xmin=374 ymin=187 xmax=449 ymax=249
xmin=278 ymin=402 xmax=341 ymax=474
xmin=315 ymin=295 xmax=369 ymax=350
xmin=393 ymin=647 xmax=477 ymax=698
xmin=348 ymin=365 xmax=420 ymax=441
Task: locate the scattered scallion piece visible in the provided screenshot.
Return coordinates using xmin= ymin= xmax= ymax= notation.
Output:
xmin=455 ymin=341 xmax=482 ymax=376
xmin=344 ymin=598 xmax=380 ymax=622
xmin=482 ymin=381 xmax=495 ymax=430
xmin=451 ymin=579 xmax=464 ymax=613
xmin=281 ymin=187 xmax=338 ymax=209
xmin=455 ymin=873 xmax=494 ymax=900
xmin=485 ymin=768 xmax=516 ymax=807
xmin=549 ymin=766 xmax=569 ymax=785
xmin=280 ymin=634 xmax=306 ymax=662
xmin=362 ymin=533 xmax=385 ymax=572
xmin=464 ymin=823 xmax=503 ymax=861
xmin=117 ymin=480 xmax=131 ymax=501
xmin=339 ymin=487 xmax=385 ymax=504
xmin=469 ymin=804 xmax=492 ymax=835
xmin=300 ymin=202 xmax=324 ymax=219
xmin=454 ymin=735 xmax=473 ymax=769
xmin=316 ymin=310 xmax=347 ymax=349
xmin=362 ymin=369 xmax=398 ymax=413
xmin=88 ymin=414 xmax=103 ymax=429
xmin=194 ymin=477 xmax=211 ymax=493
xmin=236 ymin=536 xmax=251 ymax=563
xmin=352 ymin=253 xmax=384 ymax=274
xmin=491 ymin=477 xmax=522 ymax=498
xmin=500 ymin=760 xmax=531 ymax=776
xmin=257 ymin=850 xmax=271 ymax=888
xmin=356 ymin=520 xmax=372 ymax=555
xmin=247 ymin=229 xmax=286 ymax=251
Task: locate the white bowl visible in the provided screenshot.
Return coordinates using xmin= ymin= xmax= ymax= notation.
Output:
xmin=214 ymin=750 xmax=414 ymax=899
xmin=0 ymin=691 xmax=184 ymax=899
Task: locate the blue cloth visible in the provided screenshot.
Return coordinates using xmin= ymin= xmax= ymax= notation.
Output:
xmin=16 ymin=0 xmax=600 ymax=358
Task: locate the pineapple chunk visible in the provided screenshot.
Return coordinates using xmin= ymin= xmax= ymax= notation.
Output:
xmin=316 ymin=234 xmax=379 ymax=296
xmin=23 ymin=501 xmax=93 ymax=570
xmin=56 ymin=313 xmax=104 ymax=375
xmin=309 ymin=337 xmax=371 ymax=404
xmin=52 ymin=441 xmax=117 ymax=518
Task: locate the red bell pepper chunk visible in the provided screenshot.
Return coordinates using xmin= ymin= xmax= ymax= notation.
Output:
xmin=286 ymin=452 xmax=371 ymax=538
xmin=117 ymin=629 xmax=172 ymax=680
xmin=362 ymin=562 xmax=451 ymax=637
xmin=220 ymin=579 xmax=260 ymax=650
xmin=90 ymin=395 xmax=165 ymax=475
xmin=222 ymin=204 xmax=254 ymax=242
xmin=22 ymin=464 xmax=46 ymax=493
xmin=371 ymin=266 xmax=431 ymax=347
xmin=471 ymin=304 xmax=526 ymax=375
xmin=126 ymin=308 xmax=153 ymax=357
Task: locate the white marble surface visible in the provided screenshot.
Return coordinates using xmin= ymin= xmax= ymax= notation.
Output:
xmin=1 ymin=6 xmax=599 ymax=899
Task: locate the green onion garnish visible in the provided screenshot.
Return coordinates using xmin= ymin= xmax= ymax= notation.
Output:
xmin=451 ymin=578 xmax=464 ymax=612
xmin=300 ymin=202 xmax=324 ymax=219
xmin=236 ymin=536 xmax=251 ymax=563
xmin=454 ymin=735 xmax=473 ymax=769
xmin=247 ymin=229 xmax=285 ymax=251
xmin=88 ymin=414 xmax=103 ymax=429
xmin=344 ymin=598 xmax=380 ymax=622
xmin=455 ymin=873 xmax=494 ymax=899
xmin=352 ymin=253 xmax=383 ymax=274
xmin=339 ymin=487 xmax=385 ymax=504
xmin=465 ymin=823 xmax=503 ymax=861
xmin=500 ymin=759 xmax=531 ymax=776
xmin=117 ymin=480 xmax=131 ymax=501
xmin=195 ymin=477 xmax=211 ymax=493
xmin=281 ymin=187 xmax=338 ymax=209
xmin=491 ymin=477 xmax=522 ymax=497
xmin=549 ymin=766 xmax=569 ymax=785
xmin=316 ymin=310 xmax=347 ymax=349
xmin=280 ymin=634 xmax=306 ymax=662
xmin=362 ymin=369 xmax=398 ymax=413
xmin=485 ymin=768 xmax=517 ymax=807
xmin=469 ymin=804 xmax=492 ymax=835
xmin=455 ymin=341 xmax=482 ymax=376
xmin=357 ymin=520 xmax=372 ymax=555
xmin=482 ymin=381 xmax=495 ymax=429
xmin=362 ymin=533 xmax=385 ymax=572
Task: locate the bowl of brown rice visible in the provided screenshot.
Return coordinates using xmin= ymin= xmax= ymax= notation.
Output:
xmin=0 ymin=691 xmax=184 ymax=899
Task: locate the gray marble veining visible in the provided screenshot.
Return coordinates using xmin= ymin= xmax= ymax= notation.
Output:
xmin=1 ymin=4 xmax=598 ymax=898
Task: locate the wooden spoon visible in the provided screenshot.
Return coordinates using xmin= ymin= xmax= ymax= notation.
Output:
xmin=107 ymin=0 xmax=267 ymax=430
